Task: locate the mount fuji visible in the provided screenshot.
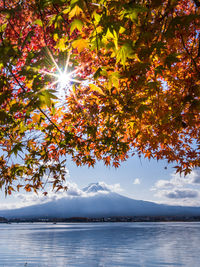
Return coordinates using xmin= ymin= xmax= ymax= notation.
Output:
xmin=1 ymin=183 xmax=200 ymax=219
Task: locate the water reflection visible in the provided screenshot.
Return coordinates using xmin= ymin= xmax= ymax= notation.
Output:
xmin=0 ymin=222 xmax=199 ymax=266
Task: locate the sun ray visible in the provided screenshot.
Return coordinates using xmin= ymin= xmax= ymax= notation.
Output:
xmin=47 ymin=49 xmax=62 ymax=75
xmin=40 ymin=70 xmax=58 ymax=78
xmin=67 ymin=67 xmax=81 ymax=76
xmin=69 ymin=78 xmax=82 ymax=84
xmin=48 ymin=80 xmax=59 ymax=88
xmin=41 ymin=49 xmax=82 ymax=100
xmin=64 ymin=49 xmax=71 ymax=75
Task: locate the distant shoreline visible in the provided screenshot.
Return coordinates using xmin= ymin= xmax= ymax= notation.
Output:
xmin=1 ymin=216 xmax=200 ymax=223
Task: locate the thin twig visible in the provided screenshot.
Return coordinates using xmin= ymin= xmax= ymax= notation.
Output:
xmin=180 ymin=33 xmax=200 ymax=77
xmin=38 ymin=107 xmax=64 ymax=134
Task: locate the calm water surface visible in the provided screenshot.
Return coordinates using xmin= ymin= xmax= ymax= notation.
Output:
xmin=0 ymin=222 xmax=199 ymax=266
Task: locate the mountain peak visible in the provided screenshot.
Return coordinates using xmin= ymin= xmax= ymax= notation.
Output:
xmin=82 ymin=182 xmax=110 ymax=193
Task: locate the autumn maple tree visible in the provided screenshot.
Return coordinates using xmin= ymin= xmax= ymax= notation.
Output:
xmin=0 ymin=0 xmax=199 ymax=194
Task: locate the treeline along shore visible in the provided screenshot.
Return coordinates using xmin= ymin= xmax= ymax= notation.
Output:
xmin=1 ymin=216 xmax=200 ymax=223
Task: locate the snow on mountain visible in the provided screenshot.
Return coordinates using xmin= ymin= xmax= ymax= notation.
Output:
xmin=82 ymin=182 xmax=110 ymax=193
xmin=1 ymin=182 xmax=200 ymax=219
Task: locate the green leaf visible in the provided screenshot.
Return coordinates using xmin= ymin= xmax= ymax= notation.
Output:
xmin=0 ymin=23 xmax=7 ymax=32
xmin=109 ymin=72 xmax=120 ymax=89
xmin=116 ymin=42 xmax=133 ymax=67
xmin=138 ymin=104 xmax=150 ymax=118
xmin=70 ymin=0 xmax=80 ymax=4
xmin=94 ymin=68 xmax=102 ymax=79
xmin=124 ymin=4 xmax=148 ymax=22
xmin=70 ymin=19 xmax=84 ymax=33
xmin=39 ymin=90 xmax=58 ymax=108
xmin=34 ymin=19 xmax=43 ymax=27
xmin=164 ymin=53 xmax=180 ymax=69
xmin=10 ymin=143 xmax=24 ymax=157
xmin=0 ymin=110 xmax=9 ymax=123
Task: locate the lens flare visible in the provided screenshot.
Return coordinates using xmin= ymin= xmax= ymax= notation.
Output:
xmin=58 ymin=72 xmax=70 ymax=89
xmin=41 ymin=49 xmax=81 ymax=100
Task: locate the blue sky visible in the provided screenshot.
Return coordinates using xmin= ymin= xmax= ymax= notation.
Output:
xmin=66 ymin=155 xmax=171 ymax=201
xmin=0 ymin=155 xmax=200 ymax=209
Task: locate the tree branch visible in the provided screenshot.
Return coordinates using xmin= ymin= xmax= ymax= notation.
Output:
xmin=180 ymin=34 xmax=200 ymax=77
xmin=7 ymin=65 xmax=64 ymax=135
xmin=38 ymin=107 xmax=65 ymax=135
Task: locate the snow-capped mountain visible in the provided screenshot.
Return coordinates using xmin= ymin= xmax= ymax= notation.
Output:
xmin=82 ymin=183 xmax=110 ymax=193
xmin=1 ymin=182 xmax=200 ymax=219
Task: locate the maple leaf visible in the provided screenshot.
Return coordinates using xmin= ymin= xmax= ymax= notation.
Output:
xmin=0 ymin=0 xmax=199 ymax=195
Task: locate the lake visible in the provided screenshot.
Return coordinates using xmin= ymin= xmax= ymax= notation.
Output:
xmin=0 ymin=222 xmax=199 ymax=266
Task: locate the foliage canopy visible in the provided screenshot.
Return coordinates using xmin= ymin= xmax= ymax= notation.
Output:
xmin=0 ymin=0 xmax=200 ymax=194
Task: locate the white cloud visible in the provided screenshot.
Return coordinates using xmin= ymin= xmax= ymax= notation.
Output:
xmin=153 ymin=169 xmax=200 ymax=190
xmin=188 ymin=169 xmax=200 ymax=184
xmin=152 ymin=169 xmax=200 ymax=206
xmin=163 ymin=189 xmax=198 ymax=199
xmin=133 ymin=178 xmax=140 ymax=185
xmin=154 ymin=180 xmax=174 ymax=189
xmin=0 ymin=203 xmax=20 ymax=210
xmin=0 ymin=181 xmax=123 ymax=210
xmin=155 ymin=197 xmax=200 ymax=207
xmin=65 ymin=182 xmax=83 ymax=196
xmin=15 ymin=181 xmax=84 ymax=206
xmin=103 ymin=182 xmax=123 ymax=193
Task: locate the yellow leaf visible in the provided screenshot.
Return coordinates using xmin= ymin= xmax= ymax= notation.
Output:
xmin=69 ymin=5 xmax=83 ymax=19
xmin=110 ymin=72 xmax=120 ymax=88
xmin=56 ymin=108 xmax=65 ymax=117
xmin=72 ymin=38 xmax=88 ymax=52
xmin=96 ymin=26 xmax=103 ymax=33
xmin=62 ymin=7 xmax=70 ymax=14
xmin=58 ymin=38 xmax=67 ymax=52
xmin=53 ymin=33 xmax=59 ymax=41
xmin=89 ymin=84 xmax=105 ymax=95
xmin=119 ymin=26 xmax=126 ymax=34
xmin=105 ymin=28 xmax=114 ymax=39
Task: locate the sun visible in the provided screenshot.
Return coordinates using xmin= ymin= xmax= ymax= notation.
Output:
xmin=41 ymin=49 xmax=81 ymax=100
xmin=58 ymin=72 xmax=71 ymax=90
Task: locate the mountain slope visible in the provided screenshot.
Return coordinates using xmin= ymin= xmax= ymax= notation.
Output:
xmin=1 ymin=183 xmax=200 ymax=219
